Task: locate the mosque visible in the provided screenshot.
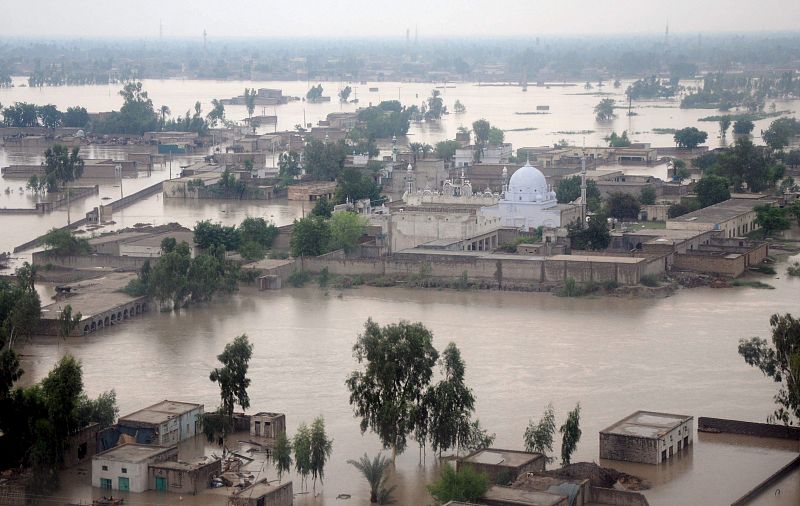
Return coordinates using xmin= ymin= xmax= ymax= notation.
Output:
xmin=479 ymin=161 xmax=580 ymax=230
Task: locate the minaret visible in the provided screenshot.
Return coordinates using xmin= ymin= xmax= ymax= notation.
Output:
xmin=392 ymin=134 xmax=397 ymax=162
xmin=501 ymin=166 xmax=508 ymax=196
xmin=405 ymin=163 xmax=415 ymax=196
xmin=580 ymin=154 xmax=587 ymax=227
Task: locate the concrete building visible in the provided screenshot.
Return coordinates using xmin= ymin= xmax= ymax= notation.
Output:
xmin=148 ymin=457 xmax=221 ymax=495
xmin=92 ymin=444 xmax=177 ymax=492
xmin=667 ymin=199 xmax=762 ymax=238
xmin=225 ymin=479 xmax=293 ymax=506
xmin=117 ymin=400 xmax=203 ymax=446
xmin=250 ymin=412 xmax=286 ymax=439
xmin=480 ymin=162 xmax=579 ymax=230
xmin=118 ymin=231 xmax=196 ymax=258
xmin=287 ymin=181 xmax=337 ymax=201
xmin=481 ymin=485 xmax=568 ymax=506
xmin=458 ymin=448 xmax=546 ymax=484
xmin=600 ymin=411 xmax=693 ymax=464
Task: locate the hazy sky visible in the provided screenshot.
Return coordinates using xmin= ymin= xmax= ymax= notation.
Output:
xmin=1 ymin=0 xmax=799 ymax=39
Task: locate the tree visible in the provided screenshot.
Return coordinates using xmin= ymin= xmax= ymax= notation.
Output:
xmin=435 ymin=140 xmax=462 ymax=162
xmin=42 ymin=228 xmax=90 ymax=256
xmin=559 ymin=403 xmax=582 ymax=466
xmin=487 ymin=127 xmax=504 ymax=146
xmin=239 ymin=217 xmax=278 ymax=248
xmin=42 ymin=144 xmax=84 ymax=192
xmin=673 ymin=127 xmax=708 ymax=149
xmin=606 ymin=131 xmax=631 ymax=148
xmin=717 ymin=139 xmax=784 ymax=192
xmin=733 ymin=120 xmax=755 ymax=135
xmin=207 ymin=99 xmax=225 ymax=127
xmin=695 ymin=175 xmax=731 ymax=208
xmin=335 ymin=167 xmax=384 ymax=204
xmin=290 ymin=216 xmax=331 ymax=257
xmin=472 ymin=119 xmax=490 ymax=146
xmin=556 ymin=176 xmax=600 ymax=209
xmin=594 ymin=98 xmax=615 ymax=121
xmin=93 ymin=82 xmax=159 ymax=135
xmin=57 ymin=305 xmax=82 ymax=339
xmin=209 ymin=334 xmax=253 ymax=421
xmin=311 ymin=196 xmax=334 ymax=218
xmin=427 ymin=464 xmax=489 ymax=504
xmin=309 ymin=416 xmax=334 ymax=490
xmin=304 ymin=139 xmax=348 ymax=181
xmin=348 ymin=453 xmax=395 ymax=504
xmin=719 ymin=116 xmax=732 ymax=137
xmin=244 ymin=88 xmax=256 ymax=122
xmin=755 ymin=205 xmax=791 ymax=236
xmin=148 ymin=241 xmax=191 ymax=306
xmin=668 ymin=202 xmax=692 ymax=218
xmin=330 ymin=212 xmax=368 ymax=253
xmin=425 ymin=90 xmax=444 ymax=120
xmin=569 ymin=214 xmax=611 ymax=251
xmin=76 ymin=390 xmax=118 ymax=429
xmin=346 ymin=319 xmax=439 ymax=460
xmin=293 ymin=423 xmax=312 ymax=491
xmin=159 ymin=105 xmax=171 ymax=123
xmin=459 ymin=419 xmax=496 ymax=453
xmin=194 ymin=220 xmax=241 ymax=251
xmin=273 ymin=432 xmax=292 ymax=483
xmin=428 ymin=343 xmax=476 ymax=457
xmin=278 ymin=150 xmax=301 ymax=181
xmin=607 ymin=192 xmax=641 ymax=220
xmin=306 ymin=84 xmax=324 ymax=102
xmin=640 ymin=186 xmax=657 ymax=205
xmin=763 ymin=118 xmax=800 ymax=152
xmin=186 ymin=253 xmax=222 ymax=302
xmin=738 ymin=314 xmax=799 ymax=425
xmin=453 ymin=100 xmax=466 ymax=114
xmin=524 ymin=403 xmax=556 ymax=464
xmin=339 ymin=86 xmax=352 ymax=102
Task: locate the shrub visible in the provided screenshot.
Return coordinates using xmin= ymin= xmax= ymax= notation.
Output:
xmin=268 ymin=250 xmax=290 ymax=259
xmin=640 ymin=274 xmax=660 ymax=287
xmin=602 ymin=280 xmax=620 ymax=291
xmin=427 ymin=464 xmax=489 ymax=504
xmin=288 ymin=269 xmax=311 ymax=287
xmin=238 ymin=269 xmax=262 ymax=284
xmin=753 ymin=264 xmax=776 ymax=275
xmin=333 ymin=276 xmax=354 ymax=289
xmin=239 ymin=240 xmax=266 ymax=262
xmin=120 ymin=278 xmax=148 ymax=296
xmin=731 ymin=279 xmax=774 ymax=289
xmin=787 ymin=262 xmax=800 ymax=277
xmin=318 ymin=267 xmax=330 ymax=287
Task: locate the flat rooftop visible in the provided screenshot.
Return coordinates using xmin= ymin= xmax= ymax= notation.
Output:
xmin=601 ymin=410 xmax=692 ymax=439
xmin=40 ymin=272 xmax=141 ymax=321
xmin=549 ymin=254 xmax=644 ymax=264
xmin=462 ymin=448 xmax=542 ymax=468
xmin=119 ymin=400 xmax=202 ymax=426
xmin=150 ymin=457 xmax=219 ymax=471
xmin=94 ymin=444 xmax=174 ymax=464
xmin=120 ymin=230 xmax=194 ymax=248
xmin=668 ymin=199 xmax=757 ymax=224
xmin=482 ymin=485 xmax=566 ymax=506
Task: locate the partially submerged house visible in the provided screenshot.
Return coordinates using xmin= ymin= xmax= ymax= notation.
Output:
xmin=116 ymin=400 xmax=203 ymax=446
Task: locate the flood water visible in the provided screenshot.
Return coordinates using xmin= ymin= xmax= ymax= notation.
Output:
xmin=17 ymin=252 xmax=800 ymax=505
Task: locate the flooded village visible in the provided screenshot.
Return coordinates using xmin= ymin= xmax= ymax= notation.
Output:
xmin=1 ymin=6 xmax=800 ymax=506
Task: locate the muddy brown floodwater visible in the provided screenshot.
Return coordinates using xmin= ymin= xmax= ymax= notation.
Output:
xmin=16 ymin=253 xmax=800 ymax=505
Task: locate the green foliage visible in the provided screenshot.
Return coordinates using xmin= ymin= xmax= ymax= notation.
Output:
xmin=692 ymin=151 xmax=720 ymax=173
xmin=339 ymin=86 xmax=352 ymax=102
xmin=488 ymin=127 xmax=504 ymax=145
xmin=288 ymin=269 xmax=312 ymax=287
xmin=753 ymin=264 xmax=777 ymax=275
xmin=640 ymin=274 xmax=660 ymax=287
xmin=162 ymin=101 xmax=209 ymax=135
xmin=209 ymin=335 xmax=253 ymax=420
xmin=335 ymin=167 xmax=385 ymax=205
xmin=76 ymin=390 xmax=118 ymax=429
xmin=425 ymin=90 xmax=445 ymax=120
xmin=148 ymin=241 xmax=191 ymax=305
xmin=786 ymin=262 xmax=800 ymax=277
xmin=668 ymin=202 xmax=692 ymax=218
xmin=695 ymin=175 xmax=731 ymax=208
xmin=568 ymin=214 xmax=611 ymax=251
xmin=239 ymin=241 xmax=266 ymax=261
xmin=278 ymin=151 xmax=302 ymax=181
xmin=309 ymin=416 xmax=334 ymax=488
xmin=763 ymin=117 xmax=800 ymax=151
xmin=306 ymin=84 xmax=324 ymax=102
xmin=640 ymin=187 xmax=657 ymax=205
xmin=304 ymin=139 xmax=348 ymax=181
xmin=43 ymin=144 xmax=84 ymax=192
xmin=556 ymin=176 xmax=600 ymax=206
xmin=243 ymin=88 xmax=256 ymax=119
xmin=194 ymin=220 xmax=241 ymax=251
xmin=607 ymin=192 xmax=641 ymax=220
xmin=524 ymin=403 xmax=556 ymax=464
xmin=293 ymin=423 xmax=312 ymax=490
xmin=93 ymin=82 xmax=159 ymax=135
xmin=594 ymin=98 xmax=615 ymax=121
xmin=427 ymin=464 xmax=490 ymax=504
xmin=460 ymin=419 xmax=496 ymax=453
xmin=2 ymin=102 xmax=39 ymax=127
xmin=435 ymin=140 xmax=462 ymax=162
xmin=42 ymin=228 xmax=90 ymax=257
xmin=273 ymin=432 xmax=293 ymax=483
xmin=346 ymin=319 xmax=439 ymax=458
xmin=733 ymin=119 xmax=755 ymax=135
xmin=472 ymin=119 xmax=491 ymax=145
xmin=557 ymin=277 xmax=597 ymax=297
xmin=311 ymin=196 xmax=334 ymax=218
xmin=57 ymin=304 xmax=82 ymax=339
xmin=330 ymin=212 xmax=368 ymax=253
xmin=738 ymin=314 xmax=800 ymax=425
xmin=186 ymin=253 xmax=222 ymax=302
xmin=453 ymin=100 xmax=466 ymax=114
xmin=731 ymin=280 xmax=774 ymax=289
xmin=239 ymin=217 xmax=279 ymax=248
xmin=559 ymin=403 xmax=582 ymax=466
xmin=347 ymin=453 xmax=395 ymax=504
xmin=356 ymin=102 xmax=414 ymax=138
xmin=673 ymin=127 xmax=708 ymax=149
xmin=719 ymin=116 xmax=732 ymax=136
xmin=428 ymin=343 xmax=476 ymax=455
xmin=755 ymin=205 xmax=791 ymax=236
xmin=606 ymin=131 xmax=631 ymax=147
xmin=291 ymin=216 xmax=331 ymax=257
xmin=626 ymin=76 xmax=676 ymax=100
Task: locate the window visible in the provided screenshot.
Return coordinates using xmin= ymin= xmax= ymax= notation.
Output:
xmin=102 ymin=465 xmax=108 ymax=471
xmin=121 ymin=468 xmax=127 ymax=474
xmin=100 ymin=478 xmax=112 ymax=490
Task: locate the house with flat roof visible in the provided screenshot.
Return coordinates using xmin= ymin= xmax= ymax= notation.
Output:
xmin=666 ymin=198 xmax=763 ymax=238
xmin=148 ymin=457 xmax=221 ymax=495
xmin=600 ymin=411 xmax=693 ymax=465
xmin=117 ymin=400 xmax=203 ymax=446
xmin=250 ymin=412 xmax=286 ymax=439
xmin=458 ymin=448 xmax=546 ymax=484
xmin=92 ymin=444 xmax=177 ymax=493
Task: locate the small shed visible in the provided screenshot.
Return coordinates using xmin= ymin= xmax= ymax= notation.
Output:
xmin=250 ymin=412 xmax=286 ymax=439
xmin=228 ymin=479 xmax=293 ymax=506
xmin=458 ymin=449 xmax=545 ymax=484
xmin=148 ymin=457 xmax=222 ymax=495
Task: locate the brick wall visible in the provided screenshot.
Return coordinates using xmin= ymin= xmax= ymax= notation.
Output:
xmin=599 ymin=433 xmax=658 ymax=464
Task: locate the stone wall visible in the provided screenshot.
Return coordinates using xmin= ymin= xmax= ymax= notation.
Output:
xmin=673 ymin=251 xmax=745 ymax=277
xmin=589 ymin=486 xmax=650 ymax=506
xmin=599 ymin=433 xmax=659 ymax=465
xmin=698 ymin=417 xmax=800 ymax=440
xmin=32 ymin=251 xmax=149 ymax=271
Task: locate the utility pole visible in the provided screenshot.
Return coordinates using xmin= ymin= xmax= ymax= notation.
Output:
xmin=580 ymin=153 xmax=587 ymax=228
xmin=116 ymin=164 xmax=123 ymax=199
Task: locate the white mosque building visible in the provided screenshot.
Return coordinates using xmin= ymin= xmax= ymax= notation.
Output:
xmin=479 ymin=162 xmax=579 ymax=230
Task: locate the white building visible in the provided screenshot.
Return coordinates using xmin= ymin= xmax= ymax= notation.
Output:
xmin=480 ymin=162 xmax=578 ymax=230
xmin=93 ymin=444 xmax=177 ymax=492
xmin=117 ymin=400 xmax=203 ymax=446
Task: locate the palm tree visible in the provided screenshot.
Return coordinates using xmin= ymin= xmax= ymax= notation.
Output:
xmin=159 ymin=105 xmax=171 ymax=123
xmin=347 ymin=453 xmax=395 ymax=504
xmin=409 ymin=142 xmax=423 ymax=163
xmin=421 ymin=144 xmax=433 ymax=159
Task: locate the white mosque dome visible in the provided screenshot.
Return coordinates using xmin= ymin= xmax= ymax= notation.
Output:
xmin=507 ymin=162 xmax=553 ymax=203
